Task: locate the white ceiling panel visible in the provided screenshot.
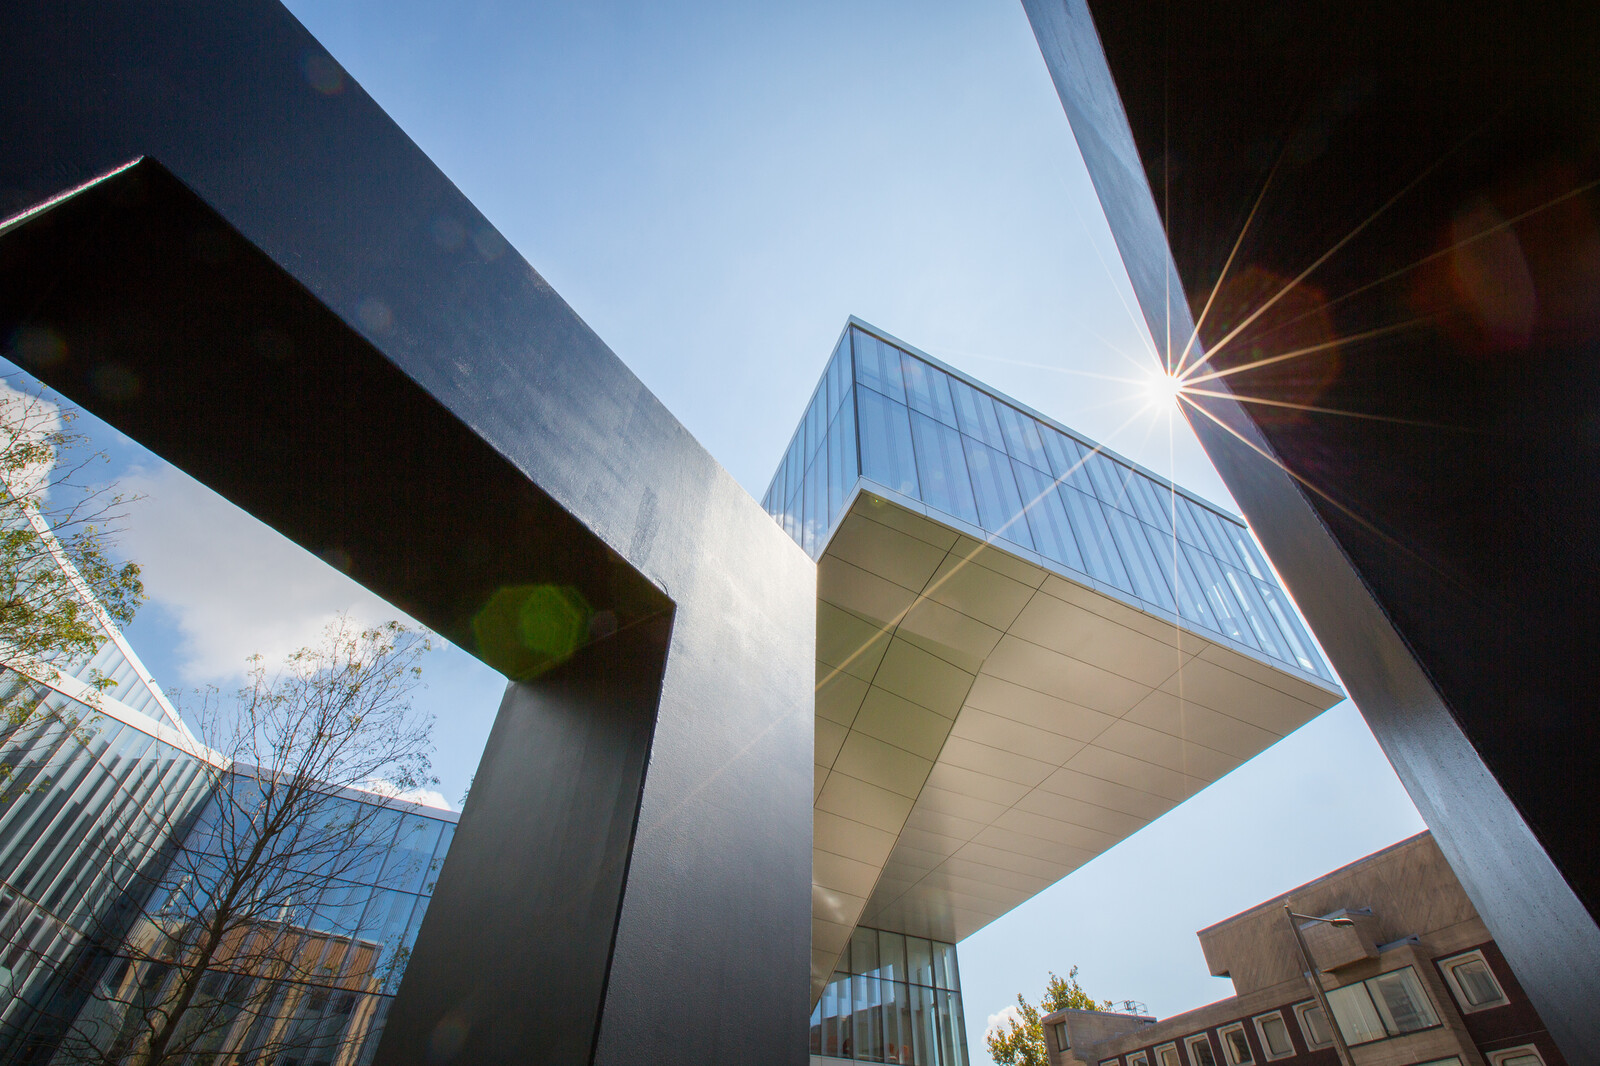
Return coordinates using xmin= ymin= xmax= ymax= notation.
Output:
xmin=811 ymin=494 xmax=1343 ymax=965
xmin=826 ymin=510 xmax=950 ymax=591
xmin=963 ymin=674 xmax=1118 ymax=741
xmin=984 ymin=634 xmax=1150 ymax=714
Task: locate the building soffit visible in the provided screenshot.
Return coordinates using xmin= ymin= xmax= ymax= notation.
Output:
xmin=810 ymin=491 xmax=1342 ymax=1000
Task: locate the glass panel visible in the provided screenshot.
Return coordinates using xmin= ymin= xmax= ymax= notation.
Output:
xmin=809 ymin=443 xmax=829 ymax=551
xmin=854 ymin=328 xmax=907 ymax=403
xmin=800 ymin=457 xmax=816 ymax=557
xmin=824 ymin=974 xmax=849 ymax=1055
xmin=1170 ymin=494 xmax=1210 ymax=548
xmin=1039 ymin=427 xmax=1095 ymax=493
xmin=808 ymin=387 xmax=828 ymax=467
xmin=1059 ymin=486 xmax=1131 ymax=590
xmin=830 ymin=332 xmax=853 ymax=416
xmin=851 ymin=973 xmax=877 ymax=1059
xmin=811 ymin=999 xmax=824 ymax=1054
xmin=1227 ymin=525 xmax=1270 ymax=580
xmin=1326 ymin=982 xmax=1387 ymax=1044
xmin=1142 ymin=524 xmax=1214 ymax=628
xmin=911 ymin=413 xmax=980 ymax=526
xmin=1105 ymin=508 xmax=1176 ymax=610
xmin=934 ymin=942 xmax=960 ymax=991
xmin=1125 ymin=475 xmax=1173 ymax=531
xmin=878 ymin=930 xmax=906 ymax=983
xmin=996 ymin=404 xmax=1050 ymax=471
xmin=1012 ymin=461 xmax=1086 ymax=572
xmin=1188 ymin=1037 xmax=1218 ymax=1066
xmin=910 ymin=983 xmax=940 ymax=1066
xmin=1194 ymin=507 xmax=1245 ymax=569
xmin=1367 ymin=967 xmax=1438 ymax=1034
xmin=948 ymin=378 xmax=1006 ymax=450
xmin=858 ymin=388 xmax=920 ymax=497
xmin=946 ymin=990 xmax=967 ymax=1066
xmin=886 ymin=980 xmax=913 ymax=1064
xmin=1226 ymin=568 xmax=1287 ymax=661
xmin=1257 ymin=1014 xmax=1292 ymax=1056
xmin=784 ymin=435 xmax=803 ymax=514
xmin=1184 ymin=543 xmax=1258 ymax=647
xmin=1257 ymin=582 xmax=1322 ymax=675
xmin=1221 ymin=1025 xmax=1253 ymax=1065
xmin=963 ymin=438 xmax=1034 ymax=549
xmin=1292 ymin=998 xmax=1331 ymax=1043
xmin=1085 ymin=452 xmax=1134 ymax=512
xmin=851 ymin=926 xmax=880 ymax=976
xmin=906 ymin=936 xmax=933 ymax=988
xmin=1159 ymin=1047 xmax=1181 ymax=1066
xmin=381 ymin=814 xmax=445 ymax=894
xmin=902 ymin=353 xmax=958 ymax=428
xmin=1448 ymin=957 xmax=1503 ymax=1007
xmin=829 ymin=401 xmax=858 ymax=525
xmin=936 ymin=989 xmax=958 ymax=1066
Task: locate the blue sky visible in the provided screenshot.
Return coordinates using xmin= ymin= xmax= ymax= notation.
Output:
xmin=21 ymin=0 xmax=1425 ymax=1055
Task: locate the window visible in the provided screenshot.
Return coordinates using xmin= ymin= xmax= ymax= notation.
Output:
xmin=1439 ymin=949 xmax=1510 ymax=1012
xmin=1217 ymin=1024 xmax=1253 ymax=1066
xmin=1369 ymin=968 xmax=1439 ymax=1033
xmin=1185 ymin=1034 xmax=1218 ymax=1066
xmin=1323 ymin=966 xmax=1440 ymax=1045
xmin=1293 ymin=1002 xmax=1332 ymax=1049
xmin=1252 ymin=1012 xmax=1294 ymax=1060
xmin=1156 ymin=1044 xmax=1180 ymax=1066
xmin=1128 ymin=1053 xmax=1150 ymax=1066
xmin=1487 ymin=1048 xmax=1544 ymax=1066
xmin=1052 ymin=1022 xmax=1070 ymax=1051
xmin=1101 ymin=1060 xmax=1121 ymax=1066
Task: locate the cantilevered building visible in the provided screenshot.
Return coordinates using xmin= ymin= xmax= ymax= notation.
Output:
xmin=764 ymin=320 xmax=1344 ymax=1064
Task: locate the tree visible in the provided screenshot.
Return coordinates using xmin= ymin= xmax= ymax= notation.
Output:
xmin=50 ymin=617 xmax=440 ymax=1066
xmin=986 ymin=967 xmax=1112 ymax=1066
xmin=0 ymin=380 xmax=144 ymax=710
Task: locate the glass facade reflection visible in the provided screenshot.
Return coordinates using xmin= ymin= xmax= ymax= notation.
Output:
xmin=810 ymin=927 xmax=966 ymax=1066
xmin=61 ymin=780 xmax=454 ymax=1066
xmin=0 ymin=670 xmax=214 ymax=1062
xmin=764 ymin=322 xmax=1333 ymax=681
xmin=0 ymin=666 xmax=454 ymax=1066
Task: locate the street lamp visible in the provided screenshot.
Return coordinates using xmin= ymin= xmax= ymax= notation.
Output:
xmin=1283 ymin=904 xmax=1358 ymax=1066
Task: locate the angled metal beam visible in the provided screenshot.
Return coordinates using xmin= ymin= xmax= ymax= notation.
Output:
xmin=0 ymin=3 xmax=813 ymax=1063
xmin=1022 ymin=0 xmax=1600 ymax=1059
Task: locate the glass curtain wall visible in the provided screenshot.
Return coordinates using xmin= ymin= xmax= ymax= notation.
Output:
xmin=0 ymin=670 xmax=214 ymax=1062
xmin=763 ymin=324 xmax=1332 ymax=682
xmin=59 ymin=775 xmax=454 ymax=1066
xmin=0 ymin=664 xmax=455 ymax=1066
xmin=809 ymin=927 xmax=967 ymax=1066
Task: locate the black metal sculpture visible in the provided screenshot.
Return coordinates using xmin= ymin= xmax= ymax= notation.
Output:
xmin=0 ymin=4 xmax=814 ymax=1063
xmin=1023 ymin=0 xmax=1600 ymax=1058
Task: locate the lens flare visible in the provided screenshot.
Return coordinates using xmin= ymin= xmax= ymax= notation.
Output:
xmin=1146 ymin=367 xmax=1184 ymax=408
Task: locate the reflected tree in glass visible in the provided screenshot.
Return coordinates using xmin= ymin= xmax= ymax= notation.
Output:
xmin=47 ymin=617 xmax=439 ymax=1066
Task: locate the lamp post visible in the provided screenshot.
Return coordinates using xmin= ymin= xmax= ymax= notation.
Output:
xmin=1283 ymin=904 xmax=1358 ymax=1066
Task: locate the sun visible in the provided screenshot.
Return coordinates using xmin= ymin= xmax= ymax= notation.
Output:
xmin=1144 ymin=366 xmax=1185 ymax=409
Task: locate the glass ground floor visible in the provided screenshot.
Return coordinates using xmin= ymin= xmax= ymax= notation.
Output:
xmin=810 ymin=926 xmax=968 ymax=1066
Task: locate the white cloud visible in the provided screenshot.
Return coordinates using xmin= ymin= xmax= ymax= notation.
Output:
xmin=985 ymin=1004 xmax=1023 ymax=1042
xmin=355 ymin=777 xmax=454 ymax=812
xmin=118 ymin=462 xmax=421 ymax=683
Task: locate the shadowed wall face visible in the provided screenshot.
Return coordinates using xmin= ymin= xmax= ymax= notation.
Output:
xmin=1021 ymin=0 xmax=1600 ymax=1060
xmin=0 ymin=2 xmax=815 ymax=1062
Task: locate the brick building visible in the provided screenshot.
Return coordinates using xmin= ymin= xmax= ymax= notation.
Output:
xmin=1043 ymin=833 xmax=1565 ymax=1066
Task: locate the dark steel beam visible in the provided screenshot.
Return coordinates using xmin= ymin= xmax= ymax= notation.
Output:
xmin=0 ymin=3 xmax=813 ymax=1063
xmin=1023 ymin=0 xmax=1600 ymax=1058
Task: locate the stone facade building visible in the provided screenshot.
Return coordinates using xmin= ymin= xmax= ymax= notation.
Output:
xmin=1043 ymin=833 xmax=1565 ymax=1066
